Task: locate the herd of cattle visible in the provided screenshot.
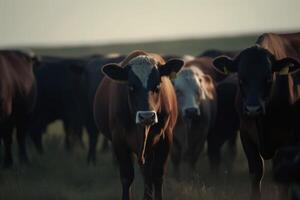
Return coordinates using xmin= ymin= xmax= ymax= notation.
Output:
xmin=0 ymin=32 xmax=300 ymax=200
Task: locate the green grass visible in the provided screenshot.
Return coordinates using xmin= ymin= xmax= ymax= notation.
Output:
xmin=0 ymin=35 xmax=286 ymax=200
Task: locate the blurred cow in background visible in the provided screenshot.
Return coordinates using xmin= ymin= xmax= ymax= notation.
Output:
xmin=272 ymin=146 xmax=300 ymax=200
xmin=30 ymin=56 xmax=88 ymax=153
xmin=171 ymin=58 xmax=217 ymax=174
xmin=198 ymin=49 xmax=239 ymax=59
xmin=199 ymin=50 xmax=240 ymax=172
xmin=0 ymin=50 xmax=37 ymax=168
xmin=30 ymin=54 xmax=125 ymax=164
xmin=84 ymin=54 xmax=125 ymax=164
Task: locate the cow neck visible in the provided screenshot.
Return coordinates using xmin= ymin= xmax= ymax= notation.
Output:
xmin=254 ymin=117 xmax=266 ymax=157
xmin=269 ymin=73 xmax=291 ymax=109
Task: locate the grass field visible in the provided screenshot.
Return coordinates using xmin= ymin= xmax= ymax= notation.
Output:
xmin=0 ymin=35 xmax=287 ymax=200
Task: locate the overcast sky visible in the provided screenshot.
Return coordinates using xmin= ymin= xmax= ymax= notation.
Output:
xmin=0 ymin=0 xmax=299 ymax=47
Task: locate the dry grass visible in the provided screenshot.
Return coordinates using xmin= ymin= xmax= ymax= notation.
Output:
xmin=0 ymin=35 xmax=288 ymax=199
xmin=0 ymin=121 xmax=285 ymax=200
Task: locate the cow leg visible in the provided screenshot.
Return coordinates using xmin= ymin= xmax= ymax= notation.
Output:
xmin=207 ymin=131 xmax=224 ymax=172
xmin=63 ymin=121 xmax=72 ymax=151
xmin=2 ymin=124 xmax=14 ymax=168
xmin=86 ymin=121 xmax=99 ymax=165
xmin=31 ymin=130 xmax=44 ymax=154
xmin=16 ymin=120 xmax=30 ymax=164
xmin=170 ymin=137 xmax=182 ymax=179
xmin=0 ymin=138 xmax=2 ymax=161
xmin=30 ymin=121 xmax=45 ymax=154
xmin=152 ymin=134 xmax=171 ymax=200
xmin=114 ymin=143 xmax=134 ymax=200
xmin=240 ymin=133 xmax=264 ymax=200
xmin=72 ymin=125 xmax=84 ymax=149
xmin=185 ymin=123 xmax=207 ymax=170
xmin=227 ymin=131 xmax=238 ymax=160
xmin=141 ymin=155 xmax=154 ymax=200
xmin=101 ymin=137 xmax=109 ymax=152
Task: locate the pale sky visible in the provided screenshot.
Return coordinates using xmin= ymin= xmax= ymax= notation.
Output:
xmin=0 ymin=0 xmax=300 ymax=47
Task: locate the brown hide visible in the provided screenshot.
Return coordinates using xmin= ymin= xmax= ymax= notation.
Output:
xmin=94 ymin=50 xmax=178 ymax=146
xmin=0 ymin=51 xmax=35 ymax=119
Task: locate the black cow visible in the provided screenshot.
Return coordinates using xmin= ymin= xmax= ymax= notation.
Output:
xmin=272 ymin=146 xmax=300 ymax=200
xmin=30 ymin=54 xmax=126 ymax=165
xmin=198 ymin=49 xmax=239 ymax=59
xmin=198 ymin=50 xmax=240 ymax=171
xmin=30 ymin=56 xmax=88 ymax=153
xmin=214 ymin=43 xmax=300 ymax=199
xmin=207 ymin=73 xmax=239 ymax=171
xmin=84 ymin=54 xmax=125 ymax=163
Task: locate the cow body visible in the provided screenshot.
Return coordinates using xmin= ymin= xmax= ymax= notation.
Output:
xmin=171 ymin=58 xmax=217 ymax=173
xmin=94 ymin=50 xmax=183 ymax=200
xmin=30 ymin=56 xmax=88 ymax=153
xmin=30 ymin=54 xmax=125 ymax=164
xmin=207 ymin=73 xmax=239 ymax=171
xmin=84 ymin=54 xmax=125 ymax=163
xmin=0 ymin=50 xmax=36 ymax=167
xmin=198 ymin=49 xmax=239 ymax=60
xmin=213 ymin=32 xmax=300 ymax=199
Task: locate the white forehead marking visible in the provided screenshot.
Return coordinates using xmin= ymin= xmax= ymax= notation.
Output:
xmin=175 ymin=66 xmax=202 ymax=89
xmin=129 ymin=55 xmax=157 ymax=88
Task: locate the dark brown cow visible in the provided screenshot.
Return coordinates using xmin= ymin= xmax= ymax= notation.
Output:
xmin=93 ymin=50 xmax=183 ymax=200
xmin=185 ymin=57 xmax=228 ymax=82
xmin=198 ymin=49 xmax=239 ymax=60
xmin=0 ymin=50 xmax=36 ymax=167
xmin=213 ymin=32 xmax=300 ymax=199
xmin=171 ymin=58 xmax=217 ymax=174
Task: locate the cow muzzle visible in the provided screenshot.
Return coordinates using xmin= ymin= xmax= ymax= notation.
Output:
xmin=135 ymin=111 xmax=158 ymax=126
xmin=243 ymin=105 xmax=264 ymax=117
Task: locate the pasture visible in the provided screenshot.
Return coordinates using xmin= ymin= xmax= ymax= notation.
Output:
xmin=0 ymin=34 xmax=285 ymax=200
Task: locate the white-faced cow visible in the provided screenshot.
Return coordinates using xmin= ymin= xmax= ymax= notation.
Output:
xmin=171 ymin=58 xmax=217 ymax=174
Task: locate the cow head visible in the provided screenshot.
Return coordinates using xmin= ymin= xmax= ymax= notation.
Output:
xmin=102 ymin=55 xmax=183 ymax=126
xmin=173 ymin=66 xmax=212 ymax=120
xmin=213 ymin=45 xmax=300 ymax=117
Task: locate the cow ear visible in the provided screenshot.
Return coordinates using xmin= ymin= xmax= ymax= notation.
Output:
xmin=159 ymin=59 xmax=184 ymax=79
xmin=102 ymin=63 xmax=128 ymax=82
xmin=273 ymin=57 xmax=300 ymax=74
xmin=213 ymin=56 xmax=237 ymax=74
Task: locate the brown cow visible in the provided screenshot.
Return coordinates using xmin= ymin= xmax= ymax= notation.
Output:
xmin=93 ymin=50 xmax=183 ymax=200
xmin=213 ymin=32 xmax=300 ymax=199
xmin=0 ymin=50 xmax=36 ymax=167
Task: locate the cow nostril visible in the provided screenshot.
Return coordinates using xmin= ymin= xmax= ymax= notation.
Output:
xmin=245 ymin=105 xmax=262 ymax=115
xmin=136 ymin=111 xmax=158 ymax=125
xmin=139 ymin=115 xmax=145 ymax=120
xmin=140 ymin=113 xmax=154 ymax=119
